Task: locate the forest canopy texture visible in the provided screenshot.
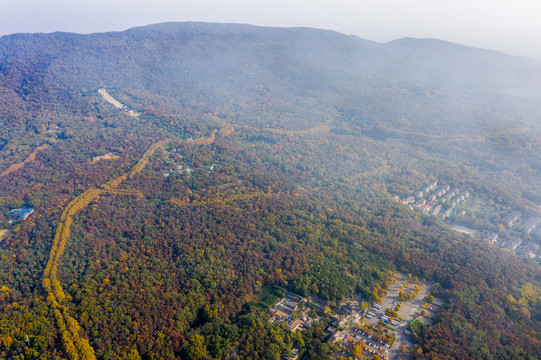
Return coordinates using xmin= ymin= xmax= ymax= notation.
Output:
xmin=0 ymin=22 xmax=540 ymax=360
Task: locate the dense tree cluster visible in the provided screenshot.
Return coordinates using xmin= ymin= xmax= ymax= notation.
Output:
xmin=0 ymin=23 xmax=539 ymax=360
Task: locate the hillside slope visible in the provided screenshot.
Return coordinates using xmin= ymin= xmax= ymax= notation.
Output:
xmin=0 ymin=22 xmax=539 ymax=360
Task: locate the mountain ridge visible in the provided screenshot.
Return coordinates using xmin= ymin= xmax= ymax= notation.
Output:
xmin=3 ymin=21 xmax=539 ymax=63
xmin=1 ymin=22 xmax=540 ymax=113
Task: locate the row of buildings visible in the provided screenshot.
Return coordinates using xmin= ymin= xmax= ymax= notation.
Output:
xmin=482 ymin=212 xmax=541 ymax=258
xmin=393 ymin=181 xmax=541 ymax=260
xmin=269 ymin=293 xmax=316 ymax=334
xmin=500 ymin=211 xmax=540 ymax=233
xmin=394 ymin=181 xmax=470 ymax=220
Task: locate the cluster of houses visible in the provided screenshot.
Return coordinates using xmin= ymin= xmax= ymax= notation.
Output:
xmin=503 ymin=211 xmax=522 ymax=227
xmin=268 ymin=272 xmax=439 ymax=360
xmin=268 ymin=293 xmax=371 ymax=359
xmin=482 ymin=232 xmax=499 ymax=245
xmin=495 ymin=236 xmax=539 ymax=258
xmin=162 ymin=148 xmax=193 ymax=177
xmin=269 ymin=293 xmax=316 ymax=334
xmin=394 ymin=181 xmax=541 ymax=260
xmin=268 ymin=293 xmax=337 ymax=360
xmin=454 ymin=210 xmax=541 ymax=259
xmin=485 ymin=211 xmax=541 ymax=258
xmin=452 ymin=210 xmax=541 ymax=259
xmin=270 ymin=294 xmax=400 ymax=359
xmin=393 ymin=181 xmax=470 ymax=219
xmin=516 ymin=242 xmax=540 ymax=258
xmin=522 ymin=216 xmax=541 ymax=234
xmin=269 ymin=292 xmax=362 ymax=330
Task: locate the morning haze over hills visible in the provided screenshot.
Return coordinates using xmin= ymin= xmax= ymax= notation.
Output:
xmin=0 ymin=22 xmax=539 ymax=360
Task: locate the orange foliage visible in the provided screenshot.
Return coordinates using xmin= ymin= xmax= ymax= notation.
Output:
xmin=42 ymin=141 xmax=166 ymax=360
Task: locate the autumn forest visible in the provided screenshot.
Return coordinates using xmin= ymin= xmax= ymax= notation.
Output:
xmin=0 ymin=22 xmax=540 ymax=360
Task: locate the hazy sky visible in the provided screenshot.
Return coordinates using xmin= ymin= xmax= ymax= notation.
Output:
xmin=2 ymin=0 xmax=541 ymax=59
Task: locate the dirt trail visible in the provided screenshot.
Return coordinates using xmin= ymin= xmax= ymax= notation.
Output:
xmin=1 ymin=143 xmax=51 ymax=177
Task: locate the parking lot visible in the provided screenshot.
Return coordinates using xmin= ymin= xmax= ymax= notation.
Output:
xmin=339 ymin=327 xmax=392 ymax=358
xmin=367 ymin=273 xmax=436 ymax=359
xmin=334 ymin=272 xmax=442 ymax=360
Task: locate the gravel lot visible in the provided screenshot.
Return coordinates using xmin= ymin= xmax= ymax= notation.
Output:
xmin=364 ymin=272 xmax=437 ymax=359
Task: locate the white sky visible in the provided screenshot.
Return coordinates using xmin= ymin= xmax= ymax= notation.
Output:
xmin=2 ymin=0 xmax=541 ymax=59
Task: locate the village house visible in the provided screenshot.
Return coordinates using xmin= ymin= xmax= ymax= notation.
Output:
xmin=431 ymin=204 xmax=442 ymax=216
xmin=503 ymin=211 xmax=522 ymax=227
xmin=522 ymin=217 xmax=540 ymax=234
xmin=516 ymin=243 xmax=539 ymax=259
xmin=482 ymin=232 xmax=499 ymax=244
xmin=443 ymin=208 xmax=453 ymax=218
xmin=287 ymin=319 xmax=303 ymax=332
xmin=501 ymin=237 xmax=523 ymax=252
xmin=414 ymin=198 xmax=426 ymax=207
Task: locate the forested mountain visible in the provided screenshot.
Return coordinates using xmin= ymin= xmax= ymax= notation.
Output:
xmin=0 ymin=22 xmax=539 ymax=360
